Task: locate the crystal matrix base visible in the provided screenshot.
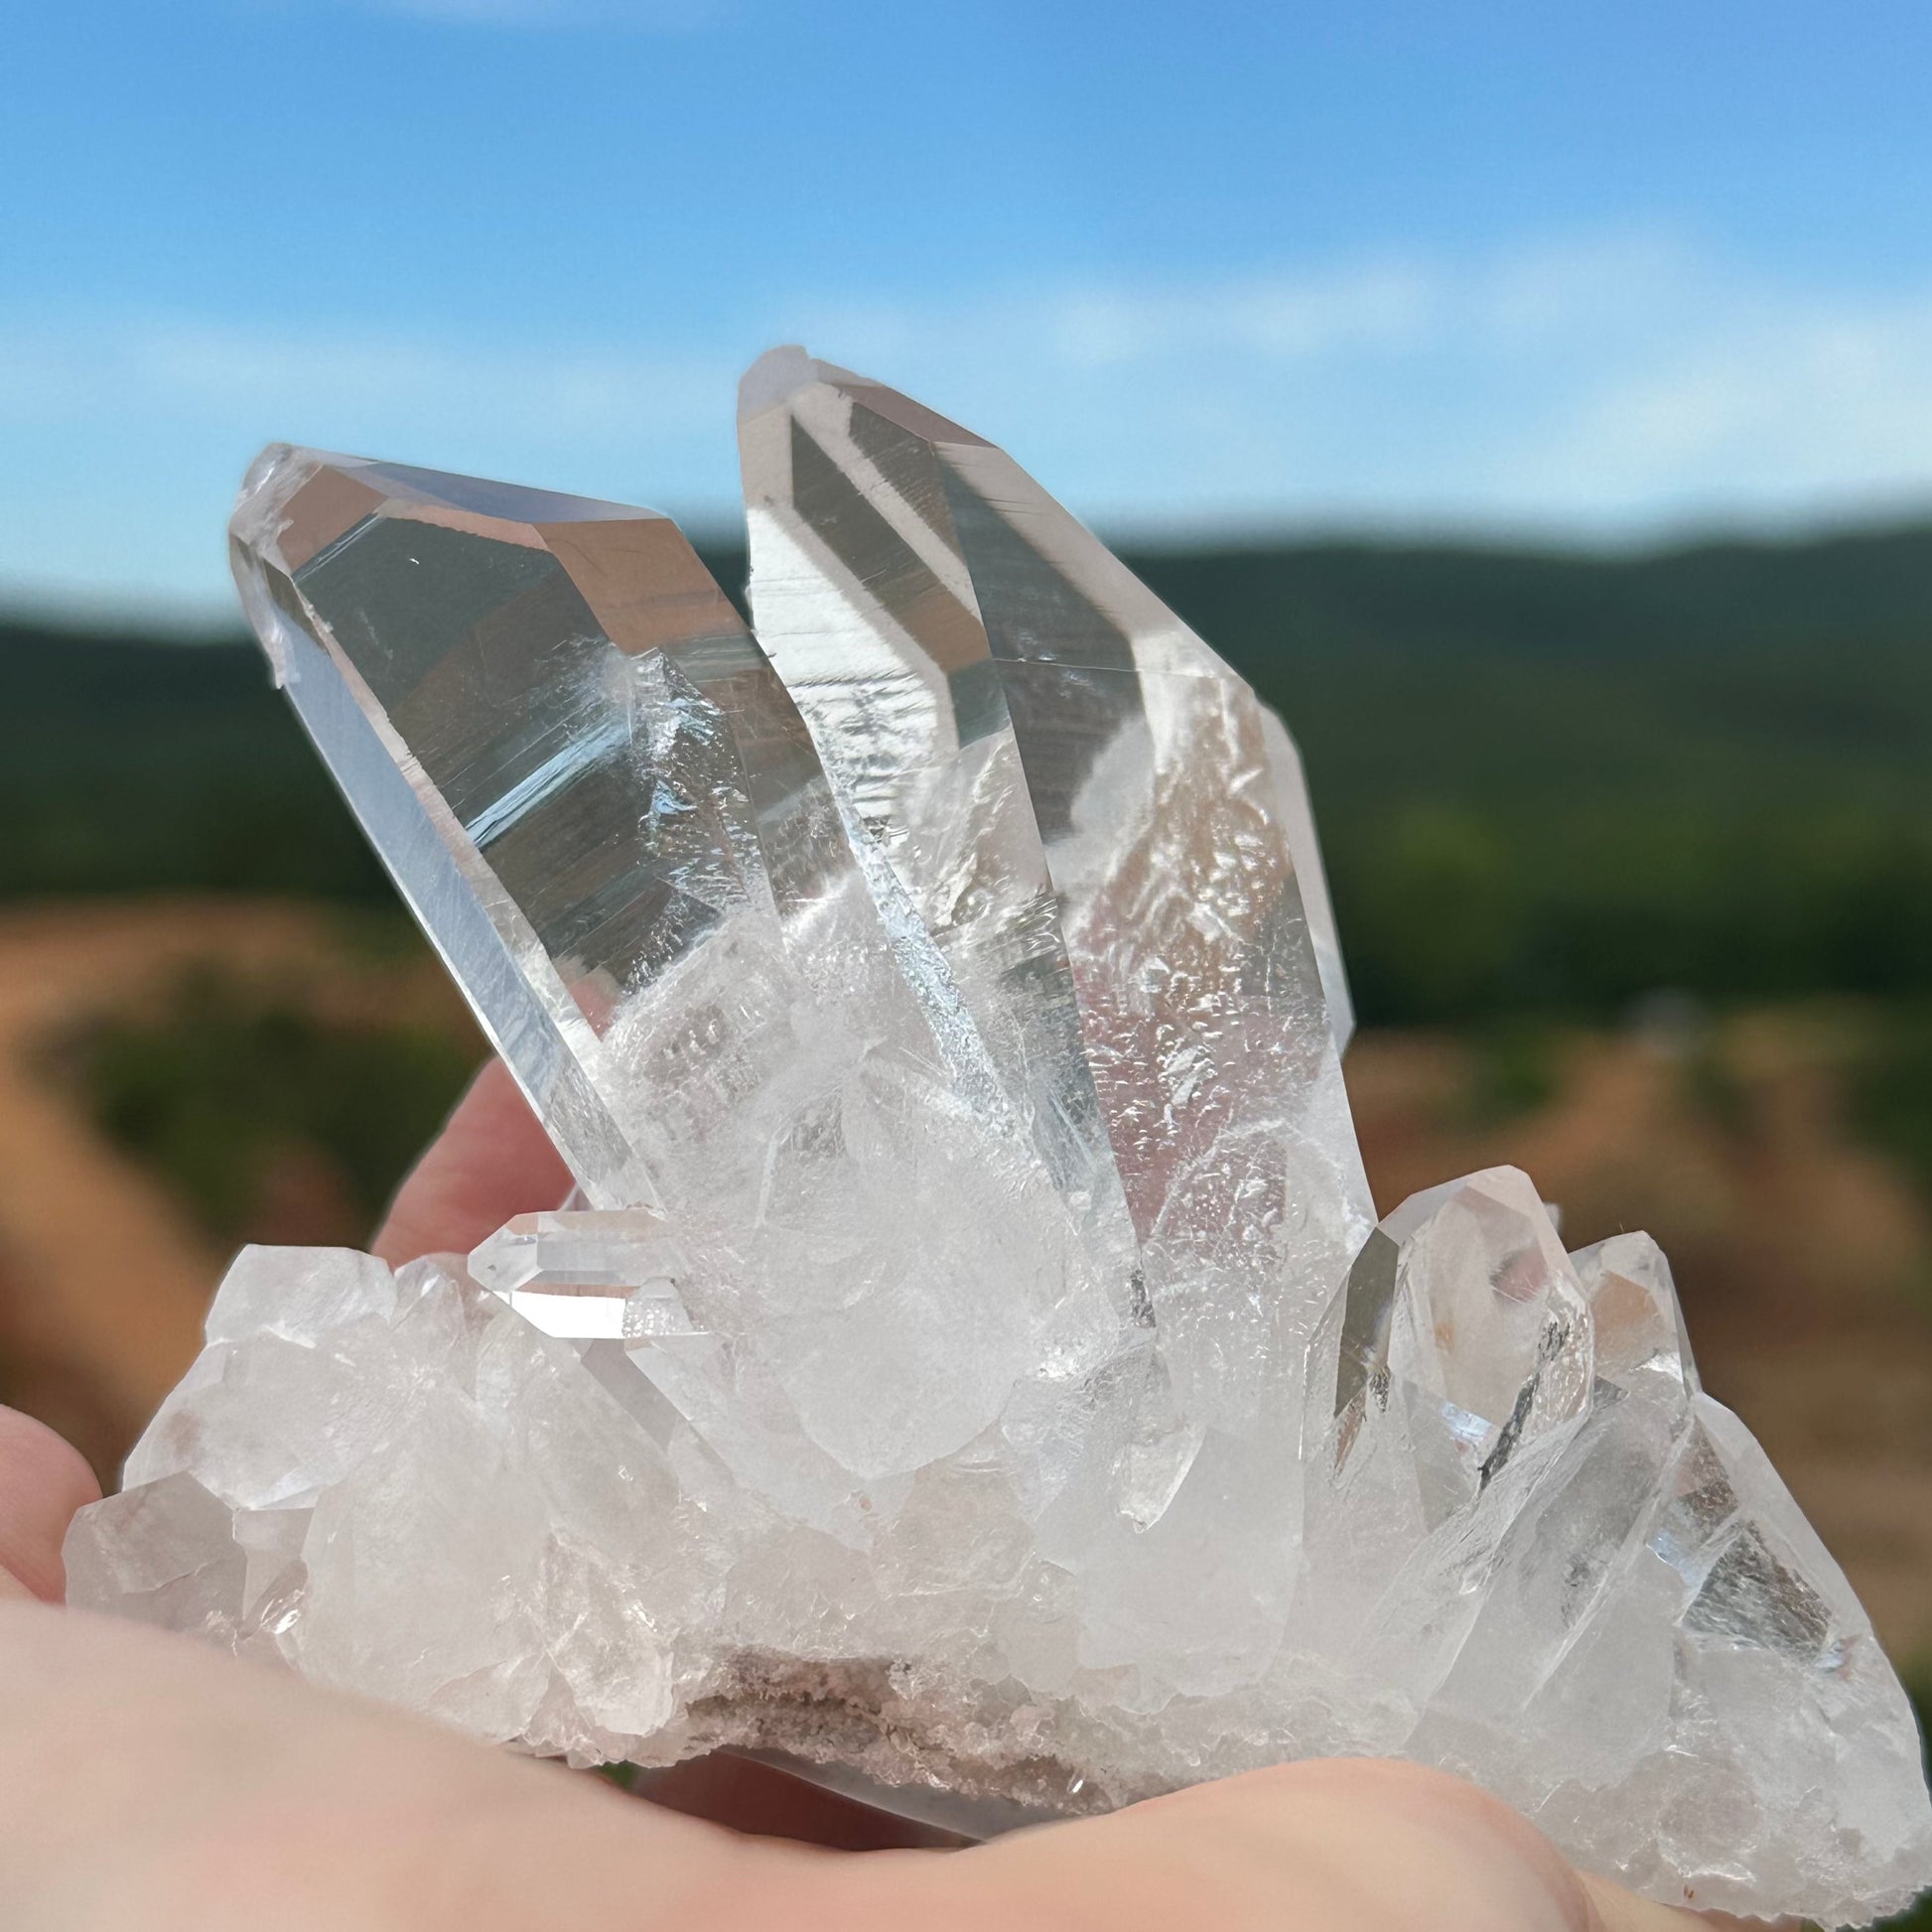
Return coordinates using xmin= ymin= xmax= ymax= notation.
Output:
xmin=66 ymin=1171 xmax=1932 ymax=1926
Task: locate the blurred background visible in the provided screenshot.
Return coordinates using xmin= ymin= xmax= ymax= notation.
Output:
xmin=4 ymin=0 xmax=1931 ymax=1859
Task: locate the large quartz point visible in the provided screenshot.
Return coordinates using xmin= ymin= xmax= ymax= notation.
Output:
xmin=66 ymin=353 xmax=1932 ymax=1926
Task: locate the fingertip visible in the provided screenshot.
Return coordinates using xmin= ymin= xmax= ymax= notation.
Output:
xmin=0 ymin=1406 xmax=102 ymax=1603
xmin=372 ymin=1057 xmax=574 ymax=1266
xmin=992 ymin=1757 xmax=1603 ymax=1932
xmin=456 ymin=1054 xmax=533 ymax=1127
xmin=1578 ymin=1870 xmax=1762 ymax=1929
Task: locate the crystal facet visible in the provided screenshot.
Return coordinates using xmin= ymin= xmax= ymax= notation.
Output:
xmin=468 ymin=1210 xmax=698 ymax=1340
xmin=65 ymin=352 xmax=1932 ymax=1928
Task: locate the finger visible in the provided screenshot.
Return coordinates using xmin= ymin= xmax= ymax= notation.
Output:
xmin=0 ymin=1599 xmax=813 ymax=1930
xmin=876 ymin=1758 xmax=1686 ymax=1932
xmin=372 ymin=1058 xmax=574 ymax=1267
xmin=0 ymin=1407 xmax=100 ymax=1603
xmin=628 ymin=1752 xmax=958 ymax=1850
xmin=1580 ymin=1872 xmax=1780 ymax=1930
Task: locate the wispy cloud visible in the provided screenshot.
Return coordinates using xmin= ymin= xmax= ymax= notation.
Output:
xmin=11 ymin=230 xmax=1932 ymax=610
xmin=786 ymin=232 xmax=1932 ymax=534
xmin=0 ymin=320 xmax=744 ymax=615
xmin=0 ymin=320 xmax=733 ymax=443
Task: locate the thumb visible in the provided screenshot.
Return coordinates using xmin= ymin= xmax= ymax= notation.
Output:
xmin=0 ymin=1407 xmax=101 ymax=1603
xmin=372 ymin=1057 xmax=572 ymax=1268
xmin=856 ymin=1759 xmax=1718 ymax=1932
xmin=1580 ymin=1872 xmax=1792 ymax=1932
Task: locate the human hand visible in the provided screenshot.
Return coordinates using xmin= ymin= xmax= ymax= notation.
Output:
xmin=0 ymin=1062 xmax=1734 ymax=1930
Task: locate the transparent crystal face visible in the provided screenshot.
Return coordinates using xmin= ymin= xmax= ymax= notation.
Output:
xmin=63 ymin=353 xmax=1932 ymax=1930
xmin=230 ymin=450 xmax=917 ymax=1217
xmin=1327 ymin=1170 xmax=1592 ymax=1498
xmin=468 ymin=1211 xmax=698 ymax=1340
xmin=227 ymin=376 xmax=1377 ymax=1493
xmin=738 ymin=348 xmax=1369 ymax=1316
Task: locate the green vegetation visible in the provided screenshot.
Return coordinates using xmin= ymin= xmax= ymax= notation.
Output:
xmin=9 ymin=519 xmax=1932 ymax=1027
xmin=0 ymin=617 xmax=382 ymax=902
xmin=57 ymin=964 xmax=475 ymax=1242
xmin=1133 ymin=527 xmax=1932 ymax=1025
xmin=1678 ymin=1033 xmax=1757 ymax=1142
xmin=1846 ymin=1002 xmax=1932 ymax=1219
xmin=1449 ymin=1019 xmax=1564 ymax=1128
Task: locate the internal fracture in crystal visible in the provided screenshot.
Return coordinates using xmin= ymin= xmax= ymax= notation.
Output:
xmin=66 ymin=351 xmax=1932 ymax=1929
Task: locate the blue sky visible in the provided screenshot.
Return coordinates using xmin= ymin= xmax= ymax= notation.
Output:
xmin=8 ymin=1 xmax=1932 ymax=619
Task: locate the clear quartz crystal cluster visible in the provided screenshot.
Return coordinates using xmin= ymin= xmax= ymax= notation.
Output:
xmin=66 ymin=350 xmax=1932 ymax=1924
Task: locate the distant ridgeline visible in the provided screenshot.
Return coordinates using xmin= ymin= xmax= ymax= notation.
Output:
xmin=9 ymin=526 xmax=1932 ymax=1026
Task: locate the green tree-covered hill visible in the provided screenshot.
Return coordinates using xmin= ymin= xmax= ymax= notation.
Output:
xmin=9 ymin=521 xmax=1932 ymax=1025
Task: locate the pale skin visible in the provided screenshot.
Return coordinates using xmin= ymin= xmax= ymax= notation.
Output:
xmin=0 ymin=1064 xmax=1755 ymax=1931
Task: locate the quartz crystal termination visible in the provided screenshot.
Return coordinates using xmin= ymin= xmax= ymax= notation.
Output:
xmin=738 ymin=349 xmax=1368 ymax=1306
xmin=65 ymin=356 xmax=1932 ymax=1928
xmin=225 ymin=442 xmax=1124 ymax=1487
xmin=737 ymin=347 xmax=1376 ymax=1599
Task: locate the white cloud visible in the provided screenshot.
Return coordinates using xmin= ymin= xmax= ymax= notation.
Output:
xmin=1462 ymin=256 xmax=1932 ymax=525
xmin=0 ymin=316 xmax=735 ymax=454
xmin=1006 ymin=261 xmax=1441 ymax=369
xmin=12 ymin=230 xmax=1932 ymax=610
xmin=0 ymin=319 xmax=745 ymax=616
xmin=792 ymin=233 xmax=1932 ymax=535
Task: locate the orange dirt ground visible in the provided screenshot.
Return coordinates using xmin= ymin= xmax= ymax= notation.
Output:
xmin=0 ymin=898 xmax=1926 ymax=1671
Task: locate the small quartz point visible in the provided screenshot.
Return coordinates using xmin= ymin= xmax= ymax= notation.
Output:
xmin=468 ymin=1211 xmax=698 ymax=1340
xmin=68 ymin=356 xmax=1932 ymax=1928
